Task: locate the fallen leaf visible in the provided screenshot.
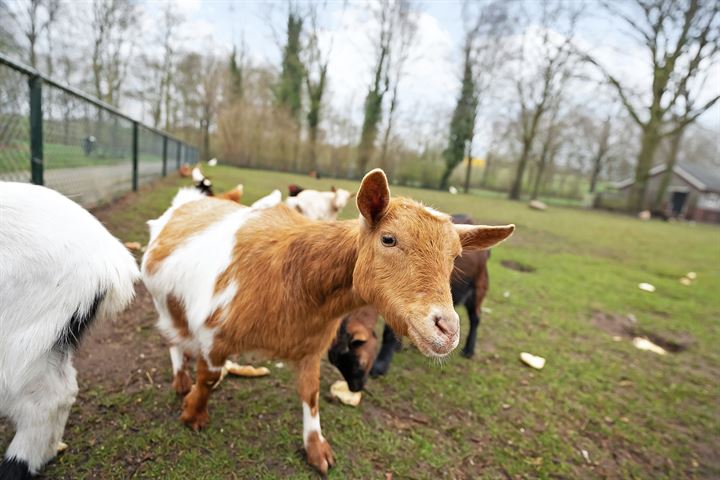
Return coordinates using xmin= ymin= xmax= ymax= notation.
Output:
xmin=124 ymin=241 xmax=142 ymax=251
xmin=638 ymin=283 xmax=656 ymax=292
xmin=57 ymin=441 xmax=68 ymax=453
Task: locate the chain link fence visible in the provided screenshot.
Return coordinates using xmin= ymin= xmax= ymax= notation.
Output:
xmin=0 ymin=53 xmax=199 ymax=207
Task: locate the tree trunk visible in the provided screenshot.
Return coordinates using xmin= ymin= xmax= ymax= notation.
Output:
xmin=379 ymin=82 xmax=399 ymax=174
xmin=202 ymin=119 xmax=210 ymax=162
xmin=653 ymin=127 xmax=684 ymax=210
xmin=307 ymin=125 xmax=318 ymax=173
xmin=481 ymin=152 xmax=493 ymax=188
xmin=589 ymin=118 xmax=610 ymax=194
xmin=628 ymin=125 xmax=660 ymax=212
xmin=463 ymin=142 xmax=473 ymax=193
xmin=589 ymin=154 xmax=602 ymax=194
xmin=509 ymin=140 xmax=531 ymax=200
xmin=531 ymin=158 xmax=547 ymax=200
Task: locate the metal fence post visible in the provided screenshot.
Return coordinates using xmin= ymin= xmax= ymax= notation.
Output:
xmin=162 ymin=136 xmax=168 ymax=177
xmin=29 ymin=74 xmax=43 ymax=185
xmin=176 ymin=143 xmax=182 ymax=170
xmin=132 ymin=122 xmax=139 ymax=191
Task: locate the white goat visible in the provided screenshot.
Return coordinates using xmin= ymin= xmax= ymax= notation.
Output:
xmin=0 ymin=182 xmax=139 ymax=478
xmin=285 ymin=187 xmax=352 ymax=221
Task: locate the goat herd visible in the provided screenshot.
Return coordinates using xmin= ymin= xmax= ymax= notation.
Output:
xmin=0 ymin=168 xmax=514 ymax=478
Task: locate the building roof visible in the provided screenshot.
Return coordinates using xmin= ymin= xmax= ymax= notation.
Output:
xmin=614 ymin=161 xmax=720 ymax=193
xmin=677 ymin=162 xmax=720 ymax=192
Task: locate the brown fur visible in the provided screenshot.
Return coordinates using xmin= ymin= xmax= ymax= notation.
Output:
xmin=305 ymin=431 xmax=334 ymax=473
xmin=217 ymin=185 xmax=243 ymax=203
xmin=166 ymin=293 xmax=190 ymax=339
xmin=181 ymin=358 xmax=222 ymax=430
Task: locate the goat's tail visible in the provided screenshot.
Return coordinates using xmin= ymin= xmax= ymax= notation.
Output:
xmin=97 ymin=253 xmax=140 ymax=323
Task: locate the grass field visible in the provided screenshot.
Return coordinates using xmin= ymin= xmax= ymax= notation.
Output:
xmin=0 ymin=142 xmax=162 ymax=174
xmin=2 ymin=165 xmax=718 ymax=479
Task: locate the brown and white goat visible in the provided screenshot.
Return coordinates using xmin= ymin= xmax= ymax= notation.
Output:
xmin=141 ymin=169 xmax=514 ymax=473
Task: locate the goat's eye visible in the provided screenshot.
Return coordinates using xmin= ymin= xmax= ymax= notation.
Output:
xmin=381 ymin=234 xmax=397 ymax=247
xmin=350 ymin=339 xmax=366 ymax=349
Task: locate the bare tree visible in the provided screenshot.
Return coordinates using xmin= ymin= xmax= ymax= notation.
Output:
xmin=303 ymin=7 xmax=330 ymax=172
xmin=530 ymin=105 xmax=563 ymax=200
xmin=356 ymin=0 xmax=413 ymax=174
xmin=585 ymin=0 xmax=719 ymax=211
xmin=377 ymin=3 xmax=418 ymax=175
xmin=508 ymin=1 xmax=580 ymax=200
xmin=156 ymin=5 xmax=182 ymax=130
xmin=2 ymin=0 xmax=60 ymax=68
xmin=175 ymin=53 xmax=223 ymax=162
xmin=587 ymin=116 xmax=612 ymax=195
xmin=89 ymin=0 xmax=137 ymax=106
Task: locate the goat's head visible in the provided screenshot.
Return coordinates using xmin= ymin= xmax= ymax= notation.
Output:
xmin=332 ymin=188 xmax=353 ymax=215
xmin=328 ymin=307 xmax=378 ymax=392
xmin=352 ymin=169 xmax=514 ymax=358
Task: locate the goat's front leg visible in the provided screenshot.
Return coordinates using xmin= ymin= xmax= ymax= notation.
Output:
xmin=181 ymin=357 xmax=222 ymax=431
xmin=297 ymin=355 xmax=334 ymax=474
xmin=370 ymin=323 xmax=402 ymax=377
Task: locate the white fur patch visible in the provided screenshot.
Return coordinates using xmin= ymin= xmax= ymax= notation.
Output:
xmin=169 ymin=345 xmax=185 ymax=374
xmin=146 ymin=188 xmax=206 ymax=244
xmin=143 ymin=203 xmax=258 ymax=363
xmin=302 ymin=402 xmax=323 ymax=445
xmin=191 ymin=167 xmax=205 ymax=183
xmin=251 ymin=190 xmax=282 ymax=209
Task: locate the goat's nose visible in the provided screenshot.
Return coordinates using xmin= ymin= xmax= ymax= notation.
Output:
xmin=433 ymin=314 xmax=458 ymax=338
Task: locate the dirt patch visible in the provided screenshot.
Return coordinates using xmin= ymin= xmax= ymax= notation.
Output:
xmin=591 ymin=311 xmax=693 ymax=353
xmin=500 ymin=259 xmax=536 ymax=273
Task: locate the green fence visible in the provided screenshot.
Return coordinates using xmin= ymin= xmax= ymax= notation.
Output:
xmin=0 ymin=52 xmax=198 ymax=207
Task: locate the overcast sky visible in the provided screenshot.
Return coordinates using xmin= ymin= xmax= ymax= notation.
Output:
xmin=140 ymin=0 xmax=717 ymax=152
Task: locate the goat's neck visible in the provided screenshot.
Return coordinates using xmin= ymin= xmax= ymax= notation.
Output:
xmin=289 ymin=219 xmax=364 ymax=319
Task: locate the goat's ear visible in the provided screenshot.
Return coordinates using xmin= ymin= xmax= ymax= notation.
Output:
xmin=357 ymin=169 xmax=390 ymax=225
xmin=455 ymin=224 xmax=515 ymax=250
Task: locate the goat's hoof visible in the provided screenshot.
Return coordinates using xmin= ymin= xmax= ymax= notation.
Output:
xmin=460 ymin=349 xmax=475 ymax=359
xmin=172 ymin=371 xmax=193 ymax=396
xmin=370 ymin=362 xmax=389 ymax=378
xmin=305 ymin=432 xmax=334 ymax=475
xmin=181 ymin=408 xmax=210 ymax=431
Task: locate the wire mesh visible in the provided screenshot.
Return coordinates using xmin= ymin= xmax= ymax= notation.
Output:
xmin=43 ymin=83 xmax=133 ymax=206
xmin=138 ymin=125 xmax=164 ymax=186
xmin=1 ymin=54 xmax=200 ymax=207
xmin=0 ymin=63 xmax=30 ymax=183
xmin=170 ymin=139 xmax=181 ymax=170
